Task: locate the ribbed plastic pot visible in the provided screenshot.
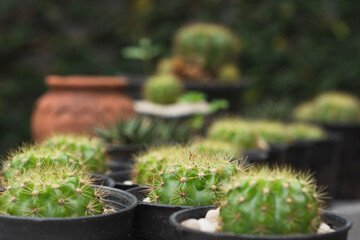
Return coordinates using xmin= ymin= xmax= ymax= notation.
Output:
xmin=127 ymin=186 xmax=212 ymax=240
xmin=106 ymin=143 xmax=144 ymax=171
xmin=266 ymin=144 xmax=287 ymax=165
xmin=285 ymin=141 xmax=313 ymax=170
xmin=106 ymin=169 xmax=140 ymax=190
xmin=170 ymin=206 xmax=352 ymax=240
xmin=91 ymin=173 xmax=116 ymax=187
xmin=242 ymin=149 xmax=268 ymax=165
xmin=0 ymin=186 xmax=138 ymax=240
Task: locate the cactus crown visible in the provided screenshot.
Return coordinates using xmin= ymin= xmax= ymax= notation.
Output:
xmin=188 ymin=139 xmax=241 ymax=159
xmin=143 ymin=74 xmax=184 ymax=104
xmin=0 ymin=167 xmax=104 ymax=218
xmin=43 ymin=134 xmax=107 ymax=173
xmin=220 ymin=166 xmax=325 ymax=235
xmin=288 ymin=123 xmax=325 ymax=141
xmin=148 ymin=148 xmax=242 ymax=206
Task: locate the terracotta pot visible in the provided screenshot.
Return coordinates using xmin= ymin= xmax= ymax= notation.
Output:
xmin=31 ymin=75 xmax=135 ymax=142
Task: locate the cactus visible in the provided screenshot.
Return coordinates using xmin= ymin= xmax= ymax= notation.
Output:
xmin=189 ymin=139 xmax=241 ymax=159
xmin=156 ymin=58 xmax=174 ymax=74
xmin=132 ymin=146 xmax=179 ymax=185
xmin=173 ymin=23 xmax=240 ymax=72
xmin=312 ymin=92 xmax=360 ymax=123
xmin=220 ymin=166 xmax=324 ymax=235
xmin=143 ymin=74 xmax=184 ymax=104
xmin=288 ymin=123 xmax=325 ymax=141
xmin=218 ymin=64 xmax=241 ymax=83
xmin=293 ymin=101 xmax=314 ymax=121
xmin=43 ymin=134 xmax=107 ymax=174
xmin=253 ymin=121 xmax=293 ymax=145
xmin=207 ymin=119 xmax=262 ymax=149
xmin=1 ymin=145 xmax=82 ymax=184
xmin=0 ymin=167 xmax=104 ymax=218
xmin=148 ymin=148 xmax=241 ymax=206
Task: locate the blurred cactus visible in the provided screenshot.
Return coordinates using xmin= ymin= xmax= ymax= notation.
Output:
xmin=189 ymin=139 xmax=241 ymax=159
xmin=156 ymin=58 xmax=173 ymax=74
xmin=253 ymin=121 xmax=293 ymax=145
xmin=143 ymin=74 xmax=184 ymax=104
xmin=288 ymin=123 xmax=325 ymax=141
xmin=218 ymin=64 xmax=241 ymax=83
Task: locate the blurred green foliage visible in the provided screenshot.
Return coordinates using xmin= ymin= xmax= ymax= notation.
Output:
xmin=1 ymin=0 xmax=360 ymax=155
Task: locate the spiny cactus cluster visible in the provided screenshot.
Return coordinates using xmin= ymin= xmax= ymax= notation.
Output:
xmin=293 ymin=92 xmax=360 ymax=123
xmin=207 ymin=118 xmax=325 ymax=150
xmin=171 ymin=23 xmax=241 ymax=82
xmin=220 ymin=166 xmax=324 ymax=235
xmin=0 ymin=167 xmax=103 ymax=218
xmin=143 ymin=74 xmax=184 ymax=104
xmin=148 ymin=148 xmax=242 ymax=206
xmin=43 ymin=135 xmax=107 ymax=174
xmin=188 ymin=139 xmax=241 ymax=159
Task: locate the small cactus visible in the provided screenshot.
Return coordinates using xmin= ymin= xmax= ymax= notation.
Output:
xmin=253 ymin=121 xmax=293 ymax=145
xmin=0 ymin=167 xmax=104 ymax=218
xmin=220 ymin=166 xmax=324 ymax=235
xmin=173 ymin=23 xmax=240 ymax=72
xmin=149 ymin=148 xmax=241 ymax=206
xmin=189 ymin=139 xmax=241 ymax=159
xmin=43 ymin=134 xmax=107 ymax=173
xmin=1 ymin=145 xmax=81 ymax=183
xmin=288 ymin=123 xmax=325 ymax=141
xmin=293 ymin=101 xmax=315 ymax=121
xmin=143 ymin=74 xmax=184 ymax=104
xmin=218 ymin=64 xmax=241 ymax=83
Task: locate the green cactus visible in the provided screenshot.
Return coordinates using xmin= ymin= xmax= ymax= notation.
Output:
xmin=143 ymin=74 xmax=184 ymax=104
xmin=148 ymin=148 xmax=241 ymax=206
xmin=288 ymin=123 xmax=325 ymax=141
xmin=312 ymin=92 xmax=360 ymax=123
xmin=131 ymin=146 xmax=179 ymax=185
xmin=253 ymin=121 xmax=294 ymax=145
xmin=173 ymin=23 xmax=240 ymax=70
xmin=43 ymin=134 xmax=107 ymax=174
xmin=1 ymin=145 xmax=82 ymax=184
xmin=156 ymin=58 xmax=174 ymax=74
xmin=188 ymin=139 xmax=241 ymax=159
xmin=293 ymin=101 xmax=315 ymax=121
xmin=0 ymin=167 xmax=104 ymax=218
xmin=207 ymin=119 xmax=261 ymax=149
xmin=220 ymin=166 xmax=324 ymax=235
xmin=218 ymin=64 xmax=241 ymax=83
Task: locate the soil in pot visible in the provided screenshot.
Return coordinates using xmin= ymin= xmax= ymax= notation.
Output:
xmin=126 ymin=186 xmax=212 ymax=240
xmin=170 ymin=206 xmax=352 ymax=240
xmin=0 ymin=186 xmax=138 ymax=240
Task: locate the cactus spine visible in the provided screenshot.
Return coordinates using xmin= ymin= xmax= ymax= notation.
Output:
xmin=220 ymin=166 xmax=324 ymax=235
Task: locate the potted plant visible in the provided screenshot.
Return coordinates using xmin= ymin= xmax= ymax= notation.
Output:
xmin=0 ymin=145 xmax=137 ymax=240
xmin=126 ymin=146 xmax=243 ymax=240
xmin=293 ymin=91 xmax=360 ymax=199
xmin=170 ymin=166 xmax=352 ymax=240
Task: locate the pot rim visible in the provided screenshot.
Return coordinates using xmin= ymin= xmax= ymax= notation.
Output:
xmin=169 ymin=206 xmax=352 ymax=239
xmin=0 ymin=186 xmax=138 ymax=222
xmin=46 ymin=75 xmax=128 ymax=88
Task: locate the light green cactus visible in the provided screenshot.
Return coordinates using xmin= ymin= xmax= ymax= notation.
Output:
xmin=188 ymin=139 xmax=241 ymax=159
xmin=218 ymin=64 xmax=241 ymax=83
xmin=288 ymin=123 xmax=325 ymax=141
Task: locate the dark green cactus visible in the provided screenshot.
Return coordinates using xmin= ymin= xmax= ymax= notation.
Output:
xmin=220 ymin=166 xmax=323 ymax=235
xmin=0 ymin=167 xmax=104 ymax=218
xmin=149 ymin=148 xmax=241 ymax=206
xmin=43 ymin=134 xmax=107 ymax=173
xmin=1 ymin=145 xmax=81 ymax=183
xmin=143 ymin=74 xmax=184 ymax=104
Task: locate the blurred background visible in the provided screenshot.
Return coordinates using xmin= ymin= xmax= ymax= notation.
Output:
xmin=0 ymin=0 xmax=359 ymax=155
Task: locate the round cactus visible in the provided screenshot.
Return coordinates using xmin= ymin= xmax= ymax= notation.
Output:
xmin=220 ymin=166 xmax=324 ymax=235
xmin=188 ymin=139 xmax=241 ymax=159
xmin=0 ymin=167 xmax=104 ymax=218
xmin=312 ymin=92 xmax=360 ymax=123
xmin=207 ymin=119 xmax=261 ymax=150
xmin=42 ymin=134 xmax=107 ymax=174
xmin=173 ymin=23 xmax=240 ymax=71
xmin=253 ymin=121 xmax=294 ymax=145
xmin=143 ymin=74 xmax=184 ymax=104
xmin=293 ymin=101 xmax=315 ymax=121
xmin=1 ymin=145 xmax=82 ymax=184
xmin=149 ymin=148 xmax=241 ymax=206
xmin=156 ymin=58 xmax=174 ymax=74
xmin=218 ymin=64 xmax=241 ymax=83
xmin=288 ymin=123 xmax=325 ymax=141
xmin=131 ymin=146 xmax=179 ymax=185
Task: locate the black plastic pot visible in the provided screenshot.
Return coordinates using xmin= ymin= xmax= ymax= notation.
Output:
xmin=125 ymin=74 xmax=250 ymax=113
xmin=320 ymin=123 xmax=360 ymax=199
xmin=127 ymin=186 xmax=211 ymax=240
xmin=285 ymin=141 xmax=313 ymax=170
xmin=106 ymin=143 xmax=144 ymax=171
xmin=106 ymin=169 xmax=141 ymax=190
xmin=91 ymin=173 xmax=116 ymax=187
xmin=170 ymin=206 xmax=352 ymax=240
xmin=266 ymin=144 xmax=287 ymax=165
xmin=242 ymin=149 xmax=268 ymax=165
xmin=0 ymin=186 xmax=138 ymax=240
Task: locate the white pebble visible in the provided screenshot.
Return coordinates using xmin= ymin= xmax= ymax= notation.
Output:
xmin=123 ymin=180 xmax=133 ymax=185
xmin=198 ymin=218 xmax=216 ymax=232
xmin=143 ymin=197 xmax=151 ymax=202
xmin=205 ymin=207 xmax=220 ymax=224
xmin=181 ymin=218 xmax=201 ymax=230
xmin=317 ymin=223 xmax=334 ymax=234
